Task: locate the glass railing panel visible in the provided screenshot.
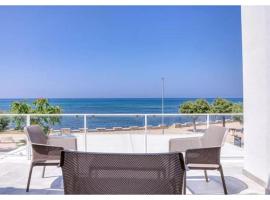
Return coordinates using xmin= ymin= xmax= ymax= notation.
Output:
xmin=0 ymin=113 xmax=244 ymax=157
xmin=86 ymin=115 xmax=145 ymax=153
xmin=209 ymin=114 xmax=244 ymax=148
xmin=145 ymin=114 xmax=207 ymax=153
xmin=146 ymin=114 xmax=208 ymax=134
xmin=0 ymin=115 xmax=27 ymax=154
xmin=30 ymin=115 xmax=85 ymax=151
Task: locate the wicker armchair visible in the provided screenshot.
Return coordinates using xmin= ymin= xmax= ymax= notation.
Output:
xmin=169 ymin=125 xmax=228 ymax=152
xmin=60 ymin=151 xmax=186 ymax=194
xmin=185 ymin=147 xmax=227 ymax=194
xmin=169 ymin=125 xmax=228 ymax=194
xmin=24 ymin=125 xmax=77 ymax=192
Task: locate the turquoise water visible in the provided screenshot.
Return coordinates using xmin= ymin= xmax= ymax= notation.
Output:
xmin=0 ymin=98 xmax=242 ymax=129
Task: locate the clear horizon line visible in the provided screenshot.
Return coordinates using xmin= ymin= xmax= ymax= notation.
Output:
xmin=0 ymin=96 xmax=243 ymax=99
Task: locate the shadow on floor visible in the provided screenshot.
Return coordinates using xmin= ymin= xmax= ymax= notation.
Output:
xmin=0 ymin=148 xmax=17 ymax=153
xmin=50 ymin=176 xmax=63 ymax=189
xmin=0 ymin=187 xmax=63 ymax=195
xmin=0 ymin=175 xmax=248 ymax=195
xmin=0 ymin=176 xmax=64 ymax=195
xmin=187 ymin=175 xmax=248 ymax=195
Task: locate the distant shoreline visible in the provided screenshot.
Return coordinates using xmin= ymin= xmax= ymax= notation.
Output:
xmin=0 ymin=97 xmax=243 ymax=100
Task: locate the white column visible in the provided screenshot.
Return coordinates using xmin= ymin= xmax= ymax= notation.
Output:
xmin=242 ymin=6 xmax=270 ymax=186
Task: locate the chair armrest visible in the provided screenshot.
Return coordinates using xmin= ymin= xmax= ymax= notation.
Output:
xmin=169 ymin=137 xmax=202 ymax=152
xmin=47 ymin=136 xmax=77 ymax=150
xmin=185 ymin=147 xmax=221 ymax=165
xmin=31 ymin=143 xmax=64 ymax=161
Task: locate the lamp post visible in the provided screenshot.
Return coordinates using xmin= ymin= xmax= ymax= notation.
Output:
xmin=161 ymin=77 xmax=165 ymax=134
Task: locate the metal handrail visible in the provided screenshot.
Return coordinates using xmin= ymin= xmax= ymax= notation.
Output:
xmin=0 ymin=113 xmax=243 ymax=159
xmin=0 ymin=113 xmax=243 ymax=116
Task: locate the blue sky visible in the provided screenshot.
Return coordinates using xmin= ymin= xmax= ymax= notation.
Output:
xmin=0 ymin=6 xmax=242 ymax=98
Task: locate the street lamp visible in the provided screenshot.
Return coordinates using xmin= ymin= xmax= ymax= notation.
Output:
xmin=161 ymin=77 xmax=165 ymax=134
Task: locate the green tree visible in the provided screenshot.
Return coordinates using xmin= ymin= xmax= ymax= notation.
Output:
xmin=11 ymin=101 xmax=31 ymax=130
xmin=11 ymin=98 xmax=62 ymax=134
xmin=179 ymin=99 xmax=210 ymax=131
xmin=31 ymin=98 xmax=62 ymax=134
xmin=232 ymin=103 xmax=243 ymax=124
xmin=0 ymin=111 xmax=10 ymax=132
xmin=210 ymin=98 xmax=233 ymax=127
xmin=194 ymin=99 xmax=211 ymax=113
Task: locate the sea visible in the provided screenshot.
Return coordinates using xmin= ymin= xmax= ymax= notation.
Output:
xmin=0 ymin=98 xmax=242 ymax=130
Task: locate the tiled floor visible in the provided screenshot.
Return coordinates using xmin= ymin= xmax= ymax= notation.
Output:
xmin=0 ymin=146 xmax=265 ymax=195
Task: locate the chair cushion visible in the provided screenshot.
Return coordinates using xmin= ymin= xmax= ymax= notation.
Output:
xmin=33 ymin=160 xmax=60 ymax=166
xmin=186 ymin=163 xmax=220 ymax=169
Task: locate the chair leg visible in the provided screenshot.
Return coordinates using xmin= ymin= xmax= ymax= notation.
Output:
xmin=183 ymin=171 xmax=187 ymax=194
xmin=26 ymin=163 xmax=34 ymax=192
xmin=42 ymin=166 xmax=46 ymax=178
xmin=204 ymin=170 xmax=209 ymax=182
xmin=219 ymin=166 xmax=228 ymax=195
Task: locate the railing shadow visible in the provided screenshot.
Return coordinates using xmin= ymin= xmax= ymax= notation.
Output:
xmin=0 ymin=175 xmax=249 ymax=195
xmin=0 ymin=176 xmax=63 ymax=195
xmin=187 ymin=175 xmax=248 ymax=195
xmin=0 ymin=187 xmax=63 ymax=195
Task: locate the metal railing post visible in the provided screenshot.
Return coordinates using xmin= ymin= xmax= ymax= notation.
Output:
xmin=144 ymin=114 xmax=148 ymax=153
xmin=26 ymin=114 xmax=31 ymax=160
xmin=26 ymin=114 xmax=30 ymax=126
xmin=84 ymin=114 xmax=87 ymax=152
xmin=207 ymin=114 xmax=210 ymax=128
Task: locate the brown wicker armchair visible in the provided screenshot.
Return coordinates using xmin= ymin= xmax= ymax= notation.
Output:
xmin=60 ymin=151 xmax=186 ymax=194
xmin=169 ymin=125 xmax=228 ymax=194
xmin=24 ymin=125 xmax=77 ymax=192
xmin=185 ymin=147 xmax=227 ymax=194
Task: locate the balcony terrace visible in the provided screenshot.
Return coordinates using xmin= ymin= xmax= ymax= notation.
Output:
xmin=0 ymin=113 xmax=265 ymax=195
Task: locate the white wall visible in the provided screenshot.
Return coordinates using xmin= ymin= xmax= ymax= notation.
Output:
xmin=242 ymin=6 xmax=270 ymax=185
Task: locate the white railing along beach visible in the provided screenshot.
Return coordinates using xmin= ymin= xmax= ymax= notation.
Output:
xmin=0 ymin=113 xmax=243 ymax=159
